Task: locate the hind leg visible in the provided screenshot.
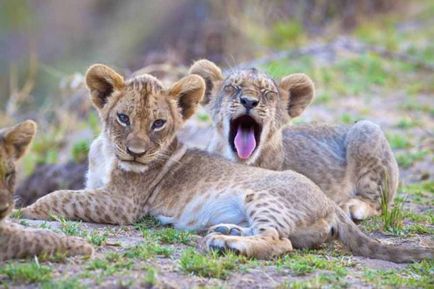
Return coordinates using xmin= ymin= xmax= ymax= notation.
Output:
xmin=345 ymin=120 xmax=399 ymax=220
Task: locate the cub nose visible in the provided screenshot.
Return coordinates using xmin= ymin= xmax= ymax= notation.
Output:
xmin=240 ymin=96 xmax=258 ymax=110
xmin=126 ymin=146 xmax=146 ymax=157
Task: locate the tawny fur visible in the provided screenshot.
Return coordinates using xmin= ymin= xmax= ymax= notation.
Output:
xmin=21 ymin=64 xmax=431 ymax=262
xmin=189 ymin=59 xmax=399 ymax=221
xmin=0 ymin=121 xmax=93 ymax=261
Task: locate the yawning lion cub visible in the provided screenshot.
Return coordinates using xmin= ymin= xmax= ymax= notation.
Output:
xmin=189 ymin=59 xmax=399 ymax=221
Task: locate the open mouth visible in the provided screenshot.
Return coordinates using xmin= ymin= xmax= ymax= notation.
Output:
xmin=229 ymin=115 xmax=262 ymax=160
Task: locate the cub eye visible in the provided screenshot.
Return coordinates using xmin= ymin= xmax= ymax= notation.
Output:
xmin=117 ymin=113 xmax=130 ymax=126
xmin=5 ymin=171 xmax=15 ymax=183
xmin=152 ymin=119 xmax=166 ymax=130
xmin=264 ymin=90 xmax=277 ymax=98
xmin=224 ymin=85 xmax=239 ymax=95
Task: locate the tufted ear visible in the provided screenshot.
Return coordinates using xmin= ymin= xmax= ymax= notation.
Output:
xmin=168 ymin=75 xmax=206 ymax=120
xmin=85 ymin=64 xmax=125 ymax=109
xmin=1 ymin=120 xmax=36 ymax=160
xmin=279 ymin=73 xmax=315 ymax=118
xmin=188 ymin=59 xmax=223 ymax=105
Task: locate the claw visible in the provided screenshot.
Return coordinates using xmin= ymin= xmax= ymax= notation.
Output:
xmin=214 ymin=226 xmax=230 ymax=234
xmin=229 ymin=228 xmax=241 ymax=236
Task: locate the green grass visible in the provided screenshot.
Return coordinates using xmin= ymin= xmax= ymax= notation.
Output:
xmin=362 ymin=259 xmax=434 ymax=288
xmin=124 ymin=241 xmax=173 ymax=260
xmin=0 ymin=261 xmax=52 ymax=283
xmin=179 ymin=248 xmax=238 ymax=279
xmin=381 ymin=195 xmax=405 ymax=235
xmin=396 ymin=117 xmax=419 ymax=129
xmin=53 ymin=216 xmax=108 ymax=246
xmin=277 ymin=273 xmax=348 ymax=289
xmin=275 ymin=251 xmax=353 ymax=276
xmin=41 ymin=278 xmax=85 ymax=289
xmin=85 ymin=252 xmax=133 ymax=277
xmin=386 ymin=133 xmax=413 ymax=149
xmin=152 ymin=228 xmax=192 ymax=245
xmin=340 ymin=113 xmax=363 ymax=124
xmin=396 ymin=150 xmax=429 ymax=168
xmin=400 ymin=181 xmax=433 ymax=206
xmin=143 ymin=267 xmax=158 ymax=287
xmin=71 ymin=139 xmax=90 ymax=163
xmin=134 ymin=216 xmax=161 ymax=230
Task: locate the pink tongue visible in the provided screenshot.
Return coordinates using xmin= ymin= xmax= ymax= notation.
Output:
xmin=234 ymin=126 xmax=256 ymax=159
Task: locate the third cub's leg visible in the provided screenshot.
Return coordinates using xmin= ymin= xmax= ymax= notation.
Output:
xmin=21 ymin=189 xmax=140 ymax=225
xmin=344 ymin=120 xmax=399 ymax=220
xmin=0 ymin=223 xmax=93 ymax=261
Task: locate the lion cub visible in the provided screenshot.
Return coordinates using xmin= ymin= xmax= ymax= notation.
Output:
xmin=189 ymin=60 xmax=399 ymax=221
xmin=20 ymin=64 xmax=431 ymax=262
xmin=0 ymin=121 xmax=93 ymax=261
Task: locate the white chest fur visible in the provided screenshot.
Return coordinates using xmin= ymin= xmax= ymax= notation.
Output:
xmin=86 ymin=135 xmax=114 ymax=189
xmin=155 ymin=190 xmax=247 ymax=231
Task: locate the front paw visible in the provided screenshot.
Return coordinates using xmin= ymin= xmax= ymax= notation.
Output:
xmin=199 ymin=233 xmax=245 ymax=255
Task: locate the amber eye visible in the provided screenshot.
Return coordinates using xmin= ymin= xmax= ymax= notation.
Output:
xmin=5 ymin=171 xmax=15 ymax=184
xmin=224 ymin=85 xmax=239 ymax=95
xmin=117 ymin=113 xmax=130 ymax=126
xmin=264 ymin=90 xmax=277 ymax=98
xmin=152 ymin=119 xmax=166 ymax=130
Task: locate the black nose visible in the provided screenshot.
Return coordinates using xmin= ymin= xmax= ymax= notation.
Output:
xmin=126 ymin=147 xmax=146 ymax=157
xmin=240 ymin=96 xmax=258 ymax=109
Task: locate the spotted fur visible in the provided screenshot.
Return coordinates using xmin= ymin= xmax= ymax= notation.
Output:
xmin=189 ymin=59 xmax=399 ymax=221
xmin=0 ymin=121 xmax=93 ymax=261
xmin=21 ymin=64 xmax=431 ymax=262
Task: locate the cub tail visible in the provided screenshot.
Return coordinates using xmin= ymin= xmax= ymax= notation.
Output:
xmin=335 ymin=207 xmax=433 ymax=263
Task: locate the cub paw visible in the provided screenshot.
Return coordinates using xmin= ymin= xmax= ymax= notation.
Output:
xmin=340 ymin=198 xmax=380 ymax=221
xmin=208 ymin=224 xmax=252 ymax=236
xmin=199 ymin=233 xmax=245 ymax=255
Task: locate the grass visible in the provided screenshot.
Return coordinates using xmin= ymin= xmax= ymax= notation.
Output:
xmin=152 ymin=227 xmax=192 ymax=245
xmin=85 ymin=252 xmax=133 ymax=277
xmin=143 ymin=267 xmax=158 ymax=287
xmin=54 ymin=216 xmax=108 ymax=246
xmin=179 ymin=248 xmax=238 ymax=279
xmin=0 ymin=261 xmax=52 ymax=284
xmin=396 ymin=150 xmax=429 ymax=169
xmin=362 ymin=259 xmax=434 ymax=288
xmin=396 ymin=117 xmax=419 ymax=129
xmin=123 ymin=241 xmax=173 ymax=260
xmin=41 ymin=278 xmax=85 ymax=289
xmin=275 ymin=251 xmax=353 ymax=276
xmin=277 ymin=273 xmax=348 ymax=289
xmin=71 ymin=139 xmax=90 ymax=163
xmin=386 ymin=133 xmax=413 ymax=149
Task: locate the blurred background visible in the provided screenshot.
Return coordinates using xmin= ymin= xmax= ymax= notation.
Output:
xmin=0 ymin=0 xmax=432 ymax=206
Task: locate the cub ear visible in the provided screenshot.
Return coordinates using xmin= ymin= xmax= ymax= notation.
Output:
xmin=279 ymin=73 xmax=315 ymax=118
xmin=188 ymin=59 xmax=223 ymax=105
xmin=85 ymin=64 xmax=124 ymax=109
xmin=1 ymin=120 xmax=37 ymax=160
xmin=169 ymin=75 xmax=206 ymax=120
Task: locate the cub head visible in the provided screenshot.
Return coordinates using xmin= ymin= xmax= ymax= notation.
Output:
xmin=189 ymin=59 xmax=314 ymax=163
xmin=0 ymin=120 xmax=36 ymax=220
xmin=85 ymin=64 xmax=205 ymax=172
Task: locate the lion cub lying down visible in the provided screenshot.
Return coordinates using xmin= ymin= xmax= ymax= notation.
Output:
xmin=21 ymin=64 xmax=432 ymax=262
xmin=189 ymin=60 xmax=399 ymax=221
xmin=0 ymin=121 xmax=93 ymax=261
